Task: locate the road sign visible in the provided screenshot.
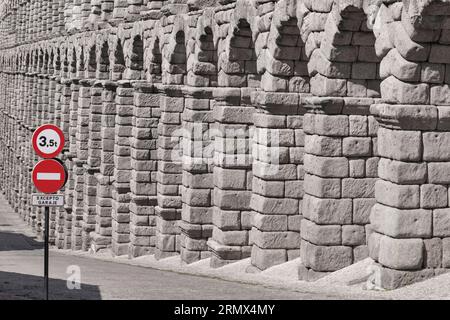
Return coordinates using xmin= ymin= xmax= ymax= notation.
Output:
xmin=32 ymin=159 xmax=67 ymax=194
xmin=32 ymin=124 xmax=65 ymax=159
xmin=32 ymin=194 xmax=64 ymax=207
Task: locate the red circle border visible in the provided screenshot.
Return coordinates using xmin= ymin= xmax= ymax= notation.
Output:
xmin=32 ymin=124 xmax=65 ymax=159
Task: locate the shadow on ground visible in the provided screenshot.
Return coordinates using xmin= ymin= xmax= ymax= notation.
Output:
xmin=0 ymin=231 xmax=42 ymax=251
xmin=0 ymin=231 xmax=102 ymax=300
xmin=0 ymin=270 xmax=102 ymax=300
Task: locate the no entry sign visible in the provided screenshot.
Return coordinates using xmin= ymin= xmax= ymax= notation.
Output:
xmin=32 ymin=159 xmax=67 ymax=194
xmin=32 ymin=124 xmax=65 ymax=159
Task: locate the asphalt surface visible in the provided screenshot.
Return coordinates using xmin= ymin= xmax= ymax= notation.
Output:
xmin=0 ymin=195 xmax=333 ymax=300
xmin=3 ymin=194 xmax=450 ymax=300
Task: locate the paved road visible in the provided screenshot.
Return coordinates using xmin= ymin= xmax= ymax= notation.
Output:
xmin=0 ymin=194 xmax=334 ymax=300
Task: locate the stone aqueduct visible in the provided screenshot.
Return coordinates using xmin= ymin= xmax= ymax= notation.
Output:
xmin=0 ymin=0 xmax=450 ymax=289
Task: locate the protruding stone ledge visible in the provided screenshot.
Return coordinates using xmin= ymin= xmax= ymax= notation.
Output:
xmin=182 ymin=86 xmax=215 ymax=99
xmin=304 ymin=97 xmax=345 ymax=115
xmin=305 ymin=97 xmax=378 ymax=115
xmin=370 ymin=103 xmax=438 ymax=130
xmin=251 ymin=91 xmax=307 ymax=115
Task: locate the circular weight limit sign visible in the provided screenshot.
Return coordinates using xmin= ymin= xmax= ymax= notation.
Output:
xmin=32 ymin=124 xmax=65 ymax=158
xmin=32 ymin=159 xmax=67 ymax=194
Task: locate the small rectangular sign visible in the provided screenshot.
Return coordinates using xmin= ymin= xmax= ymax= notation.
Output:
xmin=32 ymin=194 xmax=65 ymax=207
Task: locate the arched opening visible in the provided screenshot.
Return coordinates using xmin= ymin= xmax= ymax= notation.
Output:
xmin=70 ymin=48 xmax=77 ymax=78
xmin=43 ymin=51 xmax=49 ymax=74
xmin=310 ymin=5 xmax=380 ymax=98
xmin=87 ymin=45 xmax=96 ymax=78
xmin=49 ymin=51 xmax=55 ymax=75
xmin=25 ymin=52 xmax=30 ymax=73
xmin=264 ymin=17 xmax=309 ymax=92
xmin=147 ymin=37 xmax=162 ymax=83
xmin=97 ymin=41 xmax=110 ymax=80
xmin=190 ymin=26 xmax=217 ymax=87
xmin=38 ymin=50 xmax=44 ymax=73
xmin=54 ymin=48 xmax=61 ymax=74
xmin=219 ymin=19 xmax=258 ymax=87
xmin=165 ymin=31 xmax=187 ymax=85
xmin=112 ymin=40 xmax=125 ymax=81
xmin=130 ymin=35 xmax=144 ymax=80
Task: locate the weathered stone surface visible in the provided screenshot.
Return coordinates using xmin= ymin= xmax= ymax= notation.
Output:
xmin=0 ymin=0 xmax=449 ymax=291
xmin=378 ymin=236 xmax=424 ymax=270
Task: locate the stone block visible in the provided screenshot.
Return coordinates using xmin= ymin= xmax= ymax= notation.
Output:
xmin=420 ymin=184 xmax=448 ymax=209
xmin=342 ymin=178 xmax=376 ymax=199
xmin=349 ymin=115 xmax=368 ymax=136
xmin=428 ymin=162 xmax=450 ymax=184
xmin=252 ymin=213 xmax=287 ymax=232
xmin=424 ymin=238 xmax=442 ymax=269
xmin=342 ymin=225 xmax=366 ymax=246
xmin=443 ymin=238 xmax=450 ymax=268
xmin=251 ymin=194 xmax=299 ymax=215
xmin=304 ymin=154 xmax=349 ymax=178
xmin=433 ymin=209 xmax=450 ymax=237
xmin=370 ymin=203 xmax=432 ymax=238
xmin=304 ymin=135 xmax=342 ymax=156
xmin=380 ymin=76 xmax=429 ymax=104
xmin=378 ymin=236 xmax=424 ymax=270
xmin=342 ymin=137 xmax=372 ymax=157
xmin=377 ymin=127 xmax=422 ymax=162
xmin=300 ymin=219 xmax=341 ymax=246
xmin=251 ymin=245 xmax=287 ymax=270
xmin=302 ymin=194 xmax=352 ymax=225
xmin=349 ymin=159 xmax=365 ymax=178
xmin=423 ymin=132 xmax=450 ymax=161
xmin=375 ymin=180 xmax=420 ymax=209
xmin=251 ymin=228 xmax=300 ymax=249
xmin=371 ymin=264 xmax=436 ymax=290
xmin=378 ymin=158 xmax=427 ymax=185
xmin=300 ymin=240 xmax=353 ymax=272
xmin=304 ymin=174 xmax=341 ymax=199
xmin=353 ymin=198 xmax=376 ymax=225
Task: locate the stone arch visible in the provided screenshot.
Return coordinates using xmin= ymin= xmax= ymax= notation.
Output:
xmin=86 ymin=43 xmax=97 ymax=79
xmin=260 ymin=0 xmax=309 ymax=93
xmin=14 ymin=54 xmax=19 ymax=73
xmin=24 ymin=51 xmax=30 ymax=73
xmin=61 ymin=46 xmax=69 ymax=79
xmin=163 ymin=29 xmax=188 ymax=85
xmin=128 ymin=34 xmax=144 ymax=80
xmin=69 ymin=46 xmax=77 ymax=78
xmin=308 ymin=0 xmax=381 ymax=98
xmin=366 ymin=0 xmax=450 ymax=289
xmin=30 ymin=49 xmax=37 ymax=73
xmin=161 ymin=15 xmax=188 ymax=85
xmin=76 ymin=42 xmax=85 ymax=79
xmin=48 ymin=48 xmax=54 ymax=75
xmin=44 ymin=49 xmax=50 ymax=74
xmin=97 ymin=39 xmax=110 ymax=80
xmin=189 ymin=16 xmax=218 ymax=87
xmin=54 ymin=47 xmax=61 ymax=75
xmin=111 ymin=38 xmax=125 ymax=81
xmin=146 ymin=36 xmax=162 ymax=83
xmin=218 ymin=11 xmax=259 ymax=88
xmin=37 ymin=49 xmax=45 ymax=73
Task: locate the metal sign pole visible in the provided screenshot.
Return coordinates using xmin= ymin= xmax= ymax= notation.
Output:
xmin=44 ymin=206 xmax=49 ymax=300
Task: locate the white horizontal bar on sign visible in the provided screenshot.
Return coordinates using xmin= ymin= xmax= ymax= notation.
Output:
xmin=37 ymin=172 xmax=61 ymax=181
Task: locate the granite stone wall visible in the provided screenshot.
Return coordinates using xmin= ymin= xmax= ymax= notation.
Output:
xmin=0 ymin=0 xmax=449 ymax=289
